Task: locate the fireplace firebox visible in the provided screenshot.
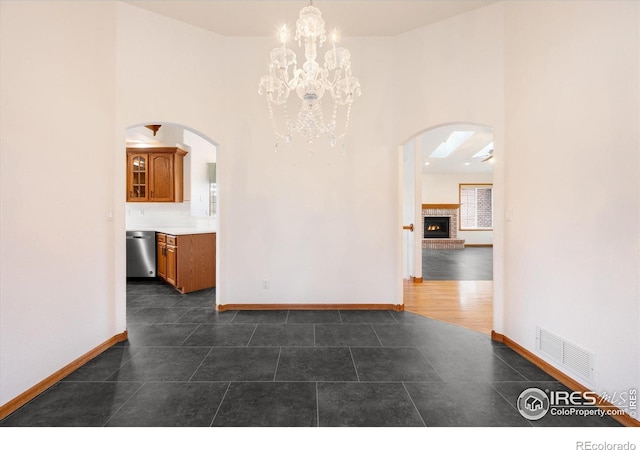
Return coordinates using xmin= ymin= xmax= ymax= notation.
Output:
xmin=424 ymin=217 xmax=450 ymax=238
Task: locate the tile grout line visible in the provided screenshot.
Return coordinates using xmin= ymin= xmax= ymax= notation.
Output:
xmin=273 ymin=347 xmax=282 ymax=382
xmin=177 ymin=323 xmax=203 ymax=347
xmin=208 ymin=382 xmax=232 ymax=427
xmin=102 ymin=381 xmax=147 ymax=427
xmin=489 ymin=383 xmax=536 ymax=427
xmin=246 ymin=324 xmax=259 ymax=346
xmin=96 ymin=347 xmax=143 ymax=382
xmin=315 ymin=381 xmax=320 ymax=427
xmin=491 ymin=350 xmax=534 ymax=382
xmin=187 ymin=346 xmax=215 ymax=382
xmin=347 ymin=347 xmax=360 ymax=382
xmin=370 ymin=323 xmax=384 ymax=347
xmin=173 ymin=307 xmax=194 ymax=323
xmin=401 ymin=382 xmax=427 ymax=427
xmin=416 ymin=346 xmax=446 ymax=382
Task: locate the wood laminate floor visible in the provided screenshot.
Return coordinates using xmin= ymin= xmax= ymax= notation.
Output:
xmin=405 ymin=247 xmax=494 ymax=334
xmin=404 ymin=280 xmax=493 ymax=335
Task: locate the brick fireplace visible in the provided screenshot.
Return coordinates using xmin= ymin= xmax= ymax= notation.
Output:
xmin=422 ymin=204 xmax=465 ymax=250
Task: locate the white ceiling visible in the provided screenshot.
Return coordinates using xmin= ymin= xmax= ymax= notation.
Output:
xmin=124 ymin=1 xmax=496 ymax=174
xmin=125 ymin=123 xmax=187 ymax=148
xmin=122 ymin=0 xmax=498 ymax=37
xmin=418 ymin=124 xmax=494 ymax=175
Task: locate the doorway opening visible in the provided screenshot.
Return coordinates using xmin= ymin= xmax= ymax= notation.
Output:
xmin=401 ymin=123 xmax=494 ymax=334
xmin=123 ymin=122 xmax=219 ymax=322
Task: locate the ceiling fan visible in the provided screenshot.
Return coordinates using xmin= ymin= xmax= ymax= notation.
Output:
xmin=481 ymin=149 xmax=493 ymax=162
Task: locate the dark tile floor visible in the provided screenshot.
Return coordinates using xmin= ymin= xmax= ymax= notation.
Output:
xmin=423 ymin=247 xmax=493 ymax=280
xmin=0 ymin=279 xmax=621 ymax=427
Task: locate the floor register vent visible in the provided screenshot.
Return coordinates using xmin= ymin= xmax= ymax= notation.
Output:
xmin=536 ymin=327 xmax=595 ymax=384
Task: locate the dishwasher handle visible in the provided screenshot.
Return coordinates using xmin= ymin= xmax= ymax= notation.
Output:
xmin=126 ymin=232 xmax=155 ymax=240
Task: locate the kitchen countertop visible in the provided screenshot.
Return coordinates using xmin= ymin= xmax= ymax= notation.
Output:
xmin=127 ymin=227 xmax=216 ymax=236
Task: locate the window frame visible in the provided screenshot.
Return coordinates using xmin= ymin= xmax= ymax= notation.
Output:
xmin=458 ymin=183 xmax=494 ymax=231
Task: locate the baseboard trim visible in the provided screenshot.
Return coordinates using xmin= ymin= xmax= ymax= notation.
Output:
xmin=491 ymin=331 xmax=639 ymax=427
xmin=217 ymin=303 xmax=404 ymax=312
xmin=464 ymin=244 xmax=493 ymax=248
xmin=0 ymin=331 xmax=128 ymax=421
xmin=410 ymin=276 xmax=423 ymax=283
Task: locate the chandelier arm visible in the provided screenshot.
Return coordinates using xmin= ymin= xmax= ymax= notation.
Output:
xmin=272 ymin=67 xmax=292 ymax=92
xmin=324 ymin=71 xmax=342 ymax=94
xmin=284 ymin=68 xmax=304 ymax=91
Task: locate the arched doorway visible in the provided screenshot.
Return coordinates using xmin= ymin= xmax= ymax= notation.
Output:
xmin=400 ymin=122 xmax=495 ymax=334
xmin=123 ymin=122 xmax=220 ymax=324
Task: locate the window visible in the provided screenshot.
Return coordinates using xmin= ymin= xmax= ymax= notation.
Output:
xmin=459 ymin=184 xmax=493 ymax=230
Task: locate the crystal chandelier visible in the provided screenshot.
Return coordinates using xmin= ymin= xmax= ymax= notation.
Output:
xmin=258 ymin=1 xmax=361 ymax=148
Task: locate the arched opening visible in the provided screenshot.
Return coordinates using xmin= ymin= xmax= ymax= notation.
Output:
xmin=123 ymin=122 xmax=220 ymax=326
xmin=400 ymin=122 xmax=495 ymax=334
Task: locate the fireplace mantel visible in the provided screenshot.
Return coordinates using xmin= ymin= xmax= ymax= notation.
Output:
xmin=422 ymin=203 xmax=460 ymax=210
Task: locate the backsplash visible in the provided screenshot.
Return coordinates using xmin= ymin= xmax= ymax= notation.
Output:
xmin=126 ymin=202 xmax=216 ymax=229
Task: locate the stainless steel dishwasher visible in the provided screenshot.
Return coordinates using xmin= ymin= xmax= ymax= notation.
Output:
xmin=126 ymin=230 xmax=156 ymax=277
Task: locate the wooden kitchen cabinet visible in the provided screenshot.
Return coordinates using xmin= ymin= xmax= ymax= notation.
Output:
xmin=166 ymin=235 xmax=178 ymax=287
xmin=156 ymin=232 xmax=216 ymax=294
xmin=126 ymin=147 xmax=187 ymax=202
xmin=156 ymin=233 xmax=167 ymax=280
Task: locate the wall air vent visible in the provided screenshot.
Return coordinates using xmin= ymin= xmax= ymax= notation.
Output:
xmin=536 ymin=327 xmax=595 ymax=384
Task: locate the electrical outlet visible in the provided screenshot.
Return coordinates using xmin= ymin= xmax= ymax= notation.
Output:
xmin=263 ymin=280 xmax=269 ymax=289
xmin=139 ymin=209 xmax=144 ymax=216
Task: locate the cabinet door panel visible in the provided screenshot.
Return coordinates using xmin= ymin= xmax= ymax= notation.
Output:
xmin=157 ymin=242 xmax=167 ymax=280
xmin=166 ymin=245 xmax=177 ymax=287
xmin=149 ymin=153 xmax=174 ymax=202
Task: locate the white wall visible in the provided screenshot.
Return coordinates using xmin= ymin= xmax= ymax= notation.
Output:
xmin=0 ymin=1 xmax=118 ymax=405
xmin=392 ymin=3 xmax=506 ymax=142
xmin=184 ymin=129 xmax=216 ymax=218
xmin=402 ymin=142 xmax=417 ymax=279
xmin=503 ymin=1 xmax=639 ymax=410
xmin=125 ymin=202 xmax=192 ymax=229
xmin=422 ymin=173 xmax=494 ymax=245
xmin=215 ymin=36 xmax=398 ymax=305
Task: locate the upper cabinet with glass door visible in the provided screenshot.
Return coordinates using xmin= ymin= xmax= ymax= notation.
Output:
xmin=126 ymin=147 xmax=188 ymax=203
xmin=127 ymin=153 xmax=149 ymax=201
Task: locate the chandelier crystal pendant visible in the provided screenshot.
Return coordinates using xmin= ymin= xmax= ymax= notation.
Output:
xmin=258 ymin=1 xmax=361 ymax=148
